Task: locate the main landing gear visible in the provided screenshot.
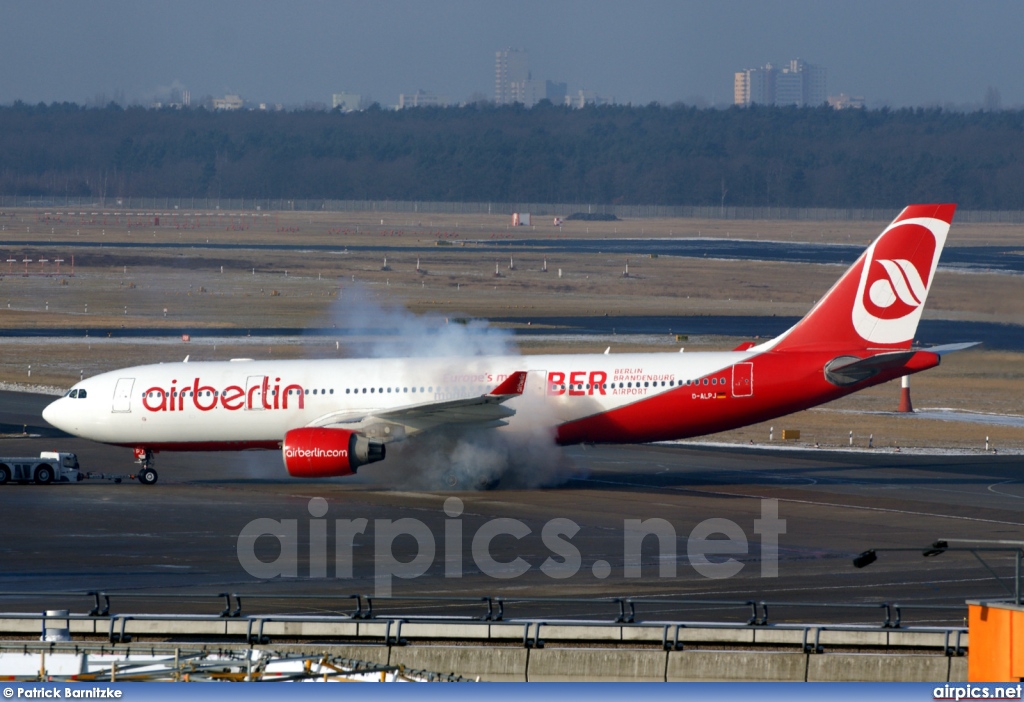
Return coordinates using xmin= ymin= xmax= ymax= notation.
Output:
xmin=133 ymin=448 xmax=158 ymax=485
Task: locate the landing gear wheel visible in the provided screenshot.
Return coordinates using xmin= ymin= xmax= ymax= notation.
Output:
xmin=0 ymin=465 xmax=10 ymax=485
xmin=34 ymin=465 xmax=54 ymax=485
xmin=134 ymin=448 xmax=157 ymax=485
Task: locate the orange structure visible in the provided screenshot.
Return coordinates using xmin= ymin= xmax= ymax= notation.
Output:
xmin=967 ymin=600 xmax=1024 ymax=681
xmin=898 ymin=374 xmax=914 ymax=412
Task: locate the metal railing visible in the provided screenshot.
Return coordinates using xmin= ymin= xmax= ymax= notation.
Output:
xmin=0 ymin=589 xmax=970 ymax=629
xmin=0 ymin=607 xmax=967 ymax=655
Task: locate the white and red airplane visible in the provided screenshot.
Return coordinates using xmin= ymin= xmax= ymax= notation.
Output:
xmin=43 ymin=204 xmax=967 ymax=485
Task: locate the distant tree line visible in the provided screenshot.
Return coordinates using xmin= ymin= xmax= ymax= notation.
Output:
xmin=1 ymin=100 xmax=1023 ymax=209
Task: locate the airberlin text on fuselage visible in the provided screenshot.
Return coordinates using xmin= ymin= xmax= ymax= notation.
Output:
xmin=141 ymin=377 xmax=305 ymax=412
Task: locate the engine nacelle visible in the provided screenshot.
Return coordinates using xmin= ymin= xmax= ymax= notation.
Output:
xmin=282 ymin=427 xmax=386 ymax=478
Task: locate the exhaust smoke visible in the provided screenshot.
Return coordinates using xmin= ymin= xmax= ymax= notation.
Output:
xmin=322 ymin=285 xmax=582 ymax=490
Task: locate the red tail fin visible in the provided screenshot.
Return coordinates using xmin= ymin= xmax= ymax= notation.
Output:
xmin=762 ymin=204 xmax=955 ymax=353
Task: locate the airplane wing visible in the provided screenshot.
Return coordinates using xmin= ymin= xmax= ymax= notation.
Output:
xmin=307 ymin=371 xmax=529 ymax=441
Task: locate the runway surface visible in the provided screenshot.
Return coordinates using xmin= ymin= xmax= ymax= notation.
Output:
xmin=1 ymin=390 xmax=1021 ymax=625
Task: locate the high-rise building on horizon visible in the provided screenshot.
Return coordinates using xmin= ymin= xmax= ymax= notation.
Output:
xmin=792 ymin=59 xmax=827 ymax=107
xmin=734 ymin=64 xmax=775 ymax=106
xmin=495 ymin=48 xmax=530 ymax=105
xmin=734 ymin=59 xmax=826 ymax=107
xmin=494 ymin=47 xmax=586 ymax=108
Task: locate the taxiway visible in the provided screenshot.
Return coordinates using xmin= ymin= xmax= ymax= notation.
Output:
xmin=0 ymin=391 xmax=1020 ymax=625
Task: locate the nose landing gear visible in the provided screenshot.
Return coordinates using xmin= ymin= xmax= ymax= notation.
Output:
xmin=133 ymin=447 xmax=158 ymax=485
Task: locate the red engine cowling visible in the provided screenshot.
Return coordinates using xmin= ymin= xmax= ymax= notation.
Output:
xmin=282 ymin=428 xmax=386 ymax=478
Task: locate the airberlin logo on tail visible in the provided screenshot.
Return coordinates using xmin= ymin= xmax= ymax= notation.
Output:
xmin=866 ymin=257 xmax=928 ymax=318
xmin=852 ymin=218 xmax=947 ymax=344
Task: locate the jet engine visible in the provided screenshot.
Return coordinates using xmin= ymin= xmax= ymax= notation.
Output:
xmin=282 ymin=427 xmax=385 ymax=478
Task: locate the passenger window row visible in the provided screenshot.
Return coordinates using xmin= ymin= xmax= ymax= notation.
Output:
xmin=142 ymin=388 xmax=340 ymax=398
xmin=136 ymin=376 xmax=732 ymax=401
xmin=139 ymin=386 xmax=497 ymax=399
xmin=550 ymin=377 xmax=729 ymax=392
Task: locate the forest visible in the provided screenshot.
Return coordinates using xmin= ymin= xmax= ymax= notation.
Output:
xmin=1 ymin=101 xmax=1022 ymax=209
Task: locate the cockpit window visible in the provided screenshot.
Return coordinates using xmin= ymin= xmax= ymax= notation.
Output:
xmin=78 ymin=389 xmax=87 ymax=399
xmin=68 ymin=389 xmax=78 ymax=398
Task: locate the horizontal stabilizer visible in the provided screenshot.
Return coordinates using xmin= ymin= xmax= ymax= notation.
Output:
xmin=824 ymin=351 xmax=917 ymax=386
xmin=921 ymin=342 xmax=981 ymax=355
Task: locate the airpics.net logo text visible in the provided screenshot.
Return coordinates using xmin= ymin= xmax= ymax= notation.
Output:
xmin=236 ymin=497 xmax=786 ymax=596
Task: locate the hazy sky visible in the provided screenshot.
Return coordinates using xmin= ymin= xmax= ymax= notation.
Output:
xmin=2 ymin=1 xmax=1021 ymax=108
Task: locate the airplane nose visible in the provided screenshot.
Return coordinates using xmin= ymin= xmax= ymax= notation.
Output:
xmin=42 ymin=399 xmax=64 ymax=430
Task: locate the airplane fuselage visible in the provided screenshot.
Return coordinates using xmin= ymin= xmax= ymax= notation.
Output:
xmin=43 ymin=347 xmax=939 ymax=451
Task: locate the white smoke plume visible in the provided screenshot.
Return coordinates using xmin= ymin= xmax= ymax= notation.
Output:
xmin=368 ymin=388 xmax=582 ymax=490
xmin=330 ymin=285 xmax=517 ymax=359
xmin=319 ymin=285 xmax=583 ymax=490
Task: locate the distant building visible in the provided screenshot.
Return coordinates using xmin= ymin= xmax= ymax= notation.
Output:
xmin=734 ymin=65 xmax=775 ymax=106
xmin=495 ymin=48 xmax=530 ymax=105
xmin=828 ymin=93 xmax=865 ymax=110
xmin=151 ymin=87 xmax=190 ymax=110
xmin=398 ymin=90 xmax=449 ymax=109
xmin=774 ymin=65 xmax=805 ymax=106
xmin=565 ymin=89 xmax=613 ymax=109
xmin=734 ymin=59 xmax=826 ymax=107
xmin=494 ymin=47 xmax=580 ymax=108
xmin=521 ymin=79 xmax=567 ymax=107
xmin=544 ymin=80 xmax=568 ymax=106
xmin=212 ymin=94 xmax=244 ymax=110
xmin=793 ymin=60 xmax=827 ymax=106
xmin=332 ymin=92 xmax=362 ymax=112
